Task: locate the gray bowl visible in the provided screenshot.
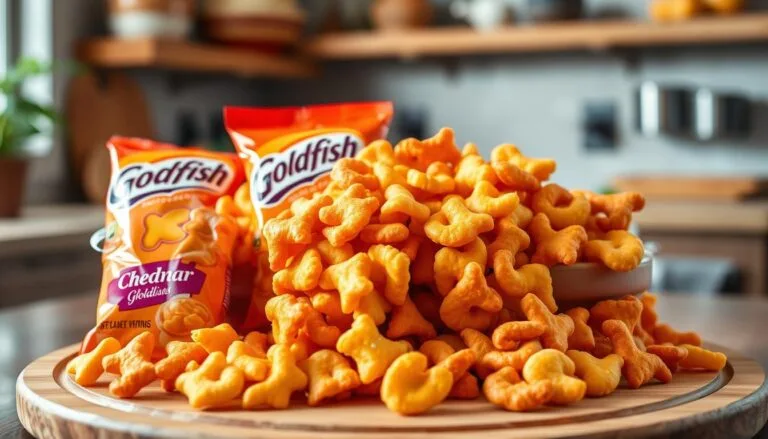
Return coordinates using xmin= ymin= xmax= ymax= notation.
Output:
xmin=551 ymin=254 xmax=653 ymax=307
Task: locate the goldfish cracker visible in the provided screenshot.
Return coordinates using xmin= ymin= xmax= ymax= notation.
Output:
xmin=176 ymin=352 xmax=245 ymax=410
xmin=565 ymin=308 xmax=596 ymax=352
xmin=583 ymin=230 xmax=644 ymax=272
xmin=521 ymin=294 xmax=574 ymax=352
xmin=329 ymin=158 xmax=379 ymax=190
xmin=353 ymin=288 xmax=391 ymax=326
xmin=522 ymin=349 xmax=586 ymax=405
xmin=380 ymin=352 xmax=453 ymax=415
xmin=367 ymin=244 xmax=411 ymax=305
xmin=531 ymin=184 xmax=590 ymax=230
xmin=319 ymin=183 xmax=381 ymax=247
xmin=336 ymin=314 xmax=412 ymax=384
xmin=319 ymin=253 xmax=375 ymax=314
xmin=602 ymin=320 xmax=672 ymax=388
xmin=425 ymin=196 xmax=494 ymax=247
xmin=272 ymin=248 xmax=323 ymax=294
xmin=653 ymin=323 xmax=702 ymax=346
xmin=589 ymin=296 xmax=643 ymax=334
xmin=394 ymin=127 xmax=462 ymax=171
xmin=454 ymin=154 xmax=497 ymax=197
xmin=484 ymin=367 xmax=553 ymax=412
xmin=492 ymin=321 xmax=546 ymax=350
xmin=460 ymin=329 xmax=496 ymax=378
xmin=492 ymin=250 xmax=556 ymax=312
xmin=386 ymin=296 xmax=437 ymax=340
xmin=481 ymin=340 xmax=543 ymax=371
xmin=434 ymin=238 xmax=488 ymax=296
xmin=360 ymin=223 xmax=410 ymax=244
xmin=646 ymin=344 xmax=688 ymax=373
xmin=191 ymin=323 xmax=240 ymax=354
xmin=357 ymin=140 xmax=396 ymax=167
xmin=679 ymin=344 xmax=727 ymax=371
xmin=82 ymin=137 xmax=244 ymax=358
xmin=155 ymin=341 xmax=208 ymax=383
xmin=67 ymin=338 xmax=121 ymax=386
xmin=529 ymin=213 xmax=588 ymax=267
xmin=439 ymin=263 xmax=503 ymax=332
xmin=102 ymin=332 xmax=157 ymax=398
xmin=243 ymin=344 xmax=308 ymax=409
xmin=566 ymin=350 xmax=623 ymax=398
xmin=225 ymin=103 xmax=393 ymax=251
xmin=302 ymin=349 xmax=362 ymax=406
xmin=226 ymin=341 xmax=270 ymax=382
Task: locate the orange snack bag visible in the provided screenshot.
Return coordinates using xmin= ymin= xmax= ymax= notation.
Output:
xmin=225 ymin=103 xmax=393 ymax=331
xmin=82 ymin=137 xmax=245 ymax=357
xmin=224 ymin=102 xmax=394 ymax=248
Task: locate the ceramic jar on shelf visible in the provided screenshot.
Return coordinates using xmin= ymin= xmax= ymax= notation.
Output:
xmin=201 ymin=0 xmax=306 ymax=51
xmin=107 ymin=0 xmax=195 ymax=39
xmin=371 ymin=0 xmax=433 ymax=31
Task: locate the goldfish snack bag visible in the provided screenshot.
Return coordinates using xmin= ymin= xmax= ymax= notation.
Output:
xmin=81 ymin=137 xmax=245 ymax=356
xmin=224 ymin=102 xmax=393 ymax=331
xmin=224 ymin=102 xmax=394 ymax=248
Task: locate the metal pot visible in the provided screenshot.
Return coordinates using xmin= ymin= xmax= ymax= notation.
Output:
xmin=635 ymin=82 xmax=753 ymax=141
xmin=693 ymin=89 xmax=752 ymax=141
xmin=635 ymin=82 xmax=693 ymax=138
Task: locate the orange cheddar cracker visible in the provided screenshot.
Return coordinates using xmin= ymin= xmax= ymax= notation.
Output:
xmin=81 ymin=137 xmax=245 ymax=357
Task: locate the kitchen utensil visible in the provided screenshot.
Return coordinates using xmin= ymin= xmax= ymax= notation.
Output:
xmin=693 ymin=88 xmax=752 ymax=141
xmin=613 ymin=176 xmax=768 ymax=201
xmin=66 ymin=72 xmax=154 ymax=203
xmin=18 ymin=343 xmax=768 ymax=438
xmin=371 ymin=0 xmax=433 ymax=31
xmin=202 ymin=0 xmax=305 ymax=51
xmin=450 ymin=0 xmax=511 ymax=31
xmin=107 ymin=0 xmax=195 ymax=39
xmin=635 ymin=81 xmax=693 ymax=138
xmin=522 ymin=0 xmax=583 ymax=23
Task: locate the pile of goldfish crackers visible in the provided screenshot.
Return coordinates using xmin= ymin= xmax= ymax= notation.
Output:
xmin=68 ymin=128 xmax=727 ymax=416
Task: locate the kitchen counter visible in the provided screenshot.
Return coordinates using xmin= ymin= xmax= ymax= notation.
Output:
xmin=636 ymin=200 xmax=768 ymax=296
xmin=635 ymin=200 xmax=768 ymax=234
xmin=2 ymin=293 xmax=767 ymax=438
xmin=0 ymin=204 xmax=104 ymax=257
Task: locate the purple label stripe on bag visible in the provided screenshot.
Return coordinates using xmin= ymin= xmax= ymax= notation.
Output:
xmin=107 ymin=259 xmax=207 ymax=311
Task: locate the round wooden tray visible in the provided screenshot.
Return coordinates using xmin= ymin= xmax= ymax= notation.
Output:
xmin=16 ymin=344 xmax=768 ymax=439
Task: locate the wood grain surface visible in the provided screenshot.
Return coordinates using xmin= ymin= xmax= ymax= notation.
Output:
xmin=16 ymin=342 xmax=768 ymax=439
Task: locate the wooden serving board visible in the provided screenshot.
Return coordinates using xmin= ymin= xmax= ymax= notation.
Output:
xmin=16 ymin=344 xmax=768 ymax=439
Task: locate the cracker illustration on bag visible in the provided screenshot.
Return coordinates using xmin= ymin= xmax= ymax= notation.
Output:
xmin=81 ymin=137 xmax=245 ymax=357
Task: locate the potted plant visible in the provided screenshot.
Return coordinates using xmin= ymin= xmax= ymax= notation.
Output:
xmin=0 ymin=58 xmax=59 ymax=217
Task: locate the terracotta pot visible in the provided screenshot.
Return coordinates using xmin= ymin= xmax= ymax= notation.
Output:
xmin=371 ymin=0 xmax=433 ymax=31
xmin=0 ymin=158 xmax=28 ymax=218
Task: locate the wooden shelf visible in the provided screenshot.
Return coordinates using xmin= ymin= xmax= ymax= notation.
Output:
xmin=305 ymin=13 xmax=768 ymax=60
xmin=77 ymin=39 xmax=315 ymax=78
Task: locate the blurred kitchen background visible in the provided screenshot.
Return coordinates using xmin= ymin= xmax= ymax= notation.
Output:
xmin=1 ymin=0 xmax=767 ymax=307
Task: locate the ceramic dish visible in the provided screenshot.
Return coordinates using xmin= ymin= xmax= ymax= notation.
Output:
xmin=202 ymin=0 xmax=305 ymax=50
xmin=551 ymin=254 xmax=653 ymax=307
